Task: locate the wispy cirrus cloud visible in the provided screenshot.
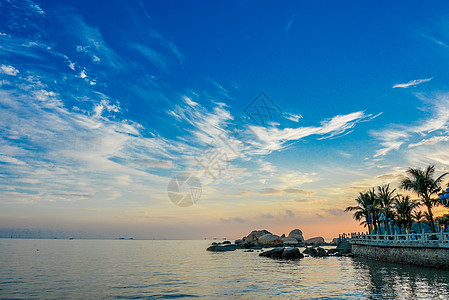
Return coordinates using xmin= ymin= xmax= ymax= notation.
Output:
xmin=372 ymin=130 xmax=409 ymax=157
xmin=283 ymin=112 xmax=303 ymax=122
xmin=372 ymin=92 xmax=449 ymax=158
xmin=393 ymin=77 xmax=432 ymax=88
xmin=249 ymin=111 xmax=380 ymax=154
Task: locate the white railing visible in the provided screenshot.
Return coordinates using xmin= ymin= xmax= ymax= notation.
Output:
xmin=349 ymin=232 xmax=449 ymax=248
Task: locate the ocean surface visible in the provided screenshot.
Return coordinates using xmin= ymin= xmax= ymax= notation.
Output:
xmin=1 ymin=239 xmax=449 ymax=299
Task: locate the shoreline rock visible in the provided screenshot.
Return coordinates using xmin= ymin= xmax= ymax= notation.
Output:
xmin=259 ymin=247 xmax=304 ymax=259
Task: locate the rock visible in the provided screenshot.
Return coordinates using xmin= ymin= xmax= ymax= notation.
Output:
xmin=244 ymin=249 xmax=254 ymax=252
xmin=262 ymin=244 xmax=271 ymax=248
xmin=260 ymin=247 xmax=303 ymax=259
xmin=336 ymin=240 xmax=352 ymax=251
xmin=309 ymin=248 xmax=318 ymax=256
xmin=316 ymin=247 xmax=327 ymax=257
xmin=331 ymin=238 xmax=338 ymax=245
xmin=242 ymin=229 xmax=272 ymax=245
xmin=211 ymin=242 xmax=218 ymax=246
xmin=258 ymin=234 xmax=284 ymax=247
xmin=327 ymin=248 xmax=339 ymax=255
xmin=259 ymin=247 xmax=285 ymax=258
xmin=281 ymin=234 xmax=286 ymax=238
xmin=206 ymin=244 xmax=239 ymax=252
xmin=222 ymin=241 xmax=231 ymax=245
xmin=288 ymin=229 xmax=305 ymax=242
xmin=281 ymin=247 xmax=304 ymax=259
xmin=282 ymin=236 xmax=300 ymax=246
xmin=304 ymin=237 xmax=325 ymax=246
xmin=306 ymin=246 xmax=327 ymax=257
xmin=242 ymin=241 xmax=258 ymax=249
xmin=234 ymin=239 xmax=243 ymax=245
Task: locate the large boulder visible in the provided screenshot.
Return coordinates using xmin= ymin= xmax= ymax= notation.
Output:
xmin=304 ymin=236 xmax=325 ymax=246
xmin=242 ymin=229 xmax=272 ymax=244
xmin=259 ymin=247 xmax=284 ymax=258
xmin=258 ymin=234 xmax=284 ymax=247
xmin=336 ymin=240 xmax=352 ymax=251
xmin=282 ymin=236 xmax=300 ymax=246
xmin=288 ymin=229 xmax=305 ymax=242
xmin=281 ymin=247 xmax=304 ymax=259
xmin=259 ymin=247 xmax=303 ymax=259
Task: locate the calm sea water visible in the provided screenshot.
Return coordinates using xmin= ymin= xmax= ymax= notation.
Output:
xmin=1 ymin=239 xmax=448 ymax=299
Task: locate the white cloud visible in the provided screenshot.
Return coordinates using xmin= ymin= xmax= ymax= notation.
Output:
xmin=0 ymin=65 xmax=19 ymax=76
xmin=409 ymin=136 xmax=449 ymax=148
xmin=79 ymin=70 xmax=87 ymax=79
xmin=372 ymin=130 xmax=408 ymax=157
xmin=93 ymin=99 xmax=120 ymax=117
xmin=249 ymin=111 xmax=379 ymax=154
xmin=283 ymin=112 xmax=303 ymax=122
xmin=393 ymin=78 xmax=432 ymax=88
xmin=372 ymin=92 xmax=449 ymax=157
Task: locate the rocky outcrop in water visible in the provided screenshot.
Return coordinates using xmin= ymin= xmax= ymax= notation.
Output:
xmin=207 ymin=242 xmax=242 ymax=252
xmin=288 ymin=229 xmax=305 ymax=242
xmin=242 ymin=230 xmax=272 ymax=248
xmin=259 ymin=247 xmax=304 ymax=259
xmin=304 ymin=236 xmax=325 ymax=246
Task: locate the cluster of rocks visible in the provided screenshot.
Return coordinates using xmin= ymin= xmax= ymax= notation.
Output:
xmin=240 ymin=229 xmax=316 ymax=248
xmin=303 ymin=240 xmax=353 ymax=257
xmin=206 ymin=229 xmax=352 ymax=259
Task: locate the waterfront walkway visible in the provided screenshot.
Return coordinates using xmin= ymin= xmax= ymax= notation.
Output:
xmin=350 ymin=232 xmax=449 ymax=248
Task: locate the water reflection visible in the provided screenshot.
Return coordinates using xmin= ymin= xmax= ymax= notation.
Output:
xmin=1 ymin=239 xmax=449 ymax=299
xmin=352 ymin=257 xmax=449 ymax=299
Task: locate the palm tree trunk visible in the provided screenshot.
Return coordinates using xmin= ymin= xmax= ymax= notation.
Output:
xmin=426 ymin=204 xmax=435 ymax=233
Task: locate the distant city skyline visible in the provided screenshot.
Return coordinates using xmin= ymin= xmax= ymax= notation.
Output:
xmin=2 ymin=0 xmax=449 ymax=239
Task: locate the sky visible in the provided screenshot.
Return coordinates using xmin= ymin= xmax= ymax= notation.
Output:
xmin=2 ymin=0 xmax=449 ymax=239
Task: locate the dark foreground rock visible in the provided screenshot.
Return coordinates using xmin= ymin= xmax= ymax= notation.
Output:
xmin=336 ymin=240 xmax=352 ymax=251
xmin=259 ymin=247 xmax=304 ymax=259
xmin=303 ymin=246 xmax=328 ymax=257
xmin=207 ymin=244 xmax=241 ymax=252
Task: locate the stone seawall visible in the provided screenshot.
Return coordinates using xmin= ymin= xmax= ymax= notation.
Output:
xmin=352 ymin=244 xmax=449 ymax=268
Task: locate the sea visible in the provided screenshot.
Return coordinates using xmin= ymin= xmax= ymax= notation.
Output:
xmin=1 ymin=239 xmax=449 ymax=299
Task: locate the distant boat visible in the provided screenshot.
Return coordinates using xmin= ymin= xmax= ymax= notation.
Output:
xmin=69 ymin=238 xmax=74 ymax=240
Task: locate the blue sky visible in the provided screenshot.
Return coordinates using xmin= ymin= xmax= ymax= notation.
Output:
xmin=2 ymin=0 xmax=449 ymax=239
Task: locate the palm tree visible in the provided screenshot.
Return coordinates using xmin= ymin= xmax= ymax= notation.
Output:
xmin=346 ymin=192 xmax=374 ymax=233
xmin=346 ymin=189 xmax=380 ymax=234
xmin=400 ymin=165 xmax=448 ymax=232
xmin=412 ymin=210 xmax=424 ymax=233
xmin=377 ymin=184 xmax=396 ymax=234
xmin=394 ymin=194 xmax=420 ymax=233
